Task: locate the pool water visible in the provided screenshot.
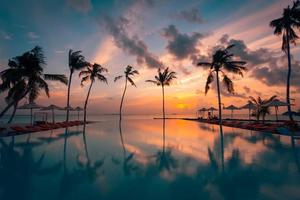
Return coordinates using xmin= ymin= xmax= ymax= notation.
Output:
xmin=1 ymin=118 xmax=300 ymax=200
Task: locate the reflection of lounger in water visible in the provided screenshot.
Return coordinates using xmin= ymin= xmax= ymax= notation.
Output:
xmin=277 ymin=127 xmax=300 ymax=136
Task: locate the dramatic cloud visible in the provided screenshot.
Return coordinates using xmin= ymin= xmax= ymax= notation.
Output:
xmin=175 ymin=8 xmax=203 ymax=24
xmin=66 ymin=0 xmax=92 ymax=13
xmin=218 ymin=34 xmax=300 ymax=91
xmin=162 ymin=25 xmax=204 ymax=60
xmin=99 ymin=15 xmax=162 ymax=68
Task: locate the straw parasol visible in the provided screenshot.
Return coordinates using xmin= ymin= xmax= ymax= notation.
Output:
xmin=207 ymin=107 xmax=218 ymax=116
xmin=74 ymin=106 xmax=84 ymax=120
xmin=267 ymin=99 xmax=290 ymax=121
xmin=18 ymin=102 xmax=45 ymax=124
xmin=224 ymin=105 xmax=240 ymax=119
xmin=240 ymin=102 xmax=256 ymax=120
xmin=41 ymin=104 xmax=62 ymax=123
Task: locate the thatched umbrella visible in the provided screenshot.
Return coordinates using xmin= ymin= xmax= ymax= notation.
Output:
xmin=224 ymin=105 xmax=240 ymax=119
xmin=197 ymin=108 xmax=207 ymax=118
xmin=207 ymin=107 xmax=218 ymax=116
xmin=74 ymin=106 xmax=83 ymax=120
xmin=18 ymin=102 xmax=45 ymax=124
xmin=240 ymin=102 xmax=256 ymax=120
xmin=41 ymin=104 xmax=62 ymax=123
xmin=267 ymin=99 xmax=290 ymax=121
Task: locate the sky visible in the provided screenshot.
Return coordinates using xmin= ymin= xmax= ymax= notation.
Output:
xmin=0 ymin=0 xmax=300 ymax=115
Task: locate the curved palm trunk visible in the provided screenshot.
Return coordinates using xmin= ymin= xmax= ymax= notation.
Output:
xmin=286 ymin=35 xmax=294 ymax=122
xmin=216 ymin=71 xmax=223 ymax=125
xmin=162 ymin=85 xmax=165 ymax=119
xmin=83 ymin=81 xmax=93 ymax=123
xmin=0 ymin=89 xmax=29 ymax=119
xmin=119 ymin=119 xmax=126 ymax=157
xmin=162 ymin=118 xmax=166 ymax=154
xmin=66 ymin=70 xmax=73 ymax=122
xmin=216 ymin=70 xmax=224 ymax=172
xmin=119 ymin=79 xmax=128 ymax=122
xmin=7 ymin=102 xmax=18 ymax=124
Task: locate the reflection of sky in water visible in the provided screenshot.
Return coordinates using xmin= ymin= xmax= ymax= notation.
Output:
xmin=1 ymin=118 xmax=300 ymax=200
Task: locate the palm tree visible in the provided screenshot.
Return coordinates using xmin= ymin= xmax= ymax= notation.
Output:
xmin=146 ymin=68 xmax=177 ymax=119
xmin=66 ymin=50 xmax=89 ymax=122
xmin=0 ymin=46 xmax=68 ymax=121
xmin=197 ymin=45 xmax=246 ymax=125
xmin=79 ymin=63 xmax=108 ymax=123
xmin=270 ymin=0 xmax=300 ymax=122
xmin=114 ymin=65 xmax=139 ymax=121
xmin=249 ymin=96 xmax=277 ymax=123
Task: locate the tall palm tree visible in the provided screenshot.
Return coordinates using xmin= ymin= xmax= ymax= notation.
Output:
xmin=146 ymin=67 xmax=177 ymax=119
xmin=79 ymin=63 xmax=108 ymax=123
xmin=0 ymin=46 xmax=68 ymax=121
xmin=114 ymin=65 xmax=139 ymax=121
xmin=249 ymin=95 xmax=277 ymax=123
xmin=197 ymin=45 xmax=246 ymax=126
xmin=66 ymin=50 xmax=89 ymax=122
xmin=270 ymin=0 xmax=300 ymax=122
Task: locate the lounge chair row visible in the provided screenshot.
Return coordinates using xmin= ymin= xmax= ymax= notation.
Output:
xmin=10 ymin=121 xmax=85 ymax=134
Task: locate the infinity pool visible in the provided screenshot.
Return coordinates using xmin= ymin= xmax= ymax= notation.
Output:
xmin=1 ymin=118 xmax=300 ymax=200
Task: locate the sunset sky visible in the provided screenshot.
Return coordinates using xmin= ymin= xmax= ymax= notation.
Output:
xmin=0 ymin=0 xmax=299 ymax=115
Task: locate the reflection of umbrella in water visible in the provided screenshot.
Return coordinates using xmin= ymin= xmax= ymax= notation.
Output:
xmin=267 ymin=99 xmax=290 ymax=121
xmin=240 ymin=101 xmax=256 ymax=120
xmin=74 ymin=106 xmax=83 ymax=121
xmin=207 ymin=107 xmax=217 ymax=116
xmin=41 ymin=104 xmax=62 ymax=123
xmin=18 ymin=102 xmax=44 ymax=125
xmin=224 ymin=105 xmax=240 ymax=119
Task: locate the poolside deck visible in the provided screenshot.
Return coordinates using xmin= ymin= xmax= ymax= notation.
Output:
xmin=0 ymin=120 xmax=87 ymax=137
xmin=183 ymin=118 xmax=300 ymax=136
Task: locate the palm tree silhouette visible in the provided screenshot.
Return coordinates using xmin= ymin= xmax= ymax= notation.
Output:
xmin=66 ymin=50 xmax=89 ymax=122
xmin=114 ymin=65 xmax=139 ymax=121
xmin=146 ymin=67 xmax=177 ymax=119
xmin=249 ymin=96 xmax=277 ymax=123
xmin=0 ymin=46 xmax=68 ymax=121
xmin=270 ymin=1 xmax=300 ymax=122
xmin=79 ymin=63 xmax=108 ymax=123
xmin=197 ymin=45 xmax=246 ymax=126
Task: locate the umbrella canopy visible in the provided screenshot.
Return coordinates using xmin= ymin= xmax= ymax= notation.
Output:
xmin=207 ymin=107 xmax=217 ymax=111
xmin=224 ymin=105 xmax=240 ymax=119
xmin=41 ymin=104 xmax=62 ymax=123
xmin=224 ymin=105 xmax=240 ymax=110
xmin=18 ymin=102 xmax=45 ymax=124
xmin=240 ymin=102 xmax=256 ymax=110
xmin=267 ymin=99 xmax=290 ymax=121
xmin=18 ymin=102 xmax=44 ymax=109
xmin=41 ymin=104 xmax=62 ymax=110
xmin=207 ymin=107 xmax=217 ymax=116
xmin=74 ymin=106 xmax=83 ymax=111
xmin=239 ymin=102 xmax=256 ymax=120
xmin=60 ymin=106 xmax=74 ymax=111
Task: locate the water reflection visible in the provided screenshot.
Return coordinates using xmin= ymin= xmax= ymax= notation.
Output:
xmin=0 ymin=119 xmax=300 ymax=200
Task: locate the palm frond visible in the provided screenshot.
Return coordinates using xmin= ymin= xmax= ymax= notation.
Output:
xmin=205 ymin=71 xmax=214 ymax=95
xmin=127 ymin=77 xmax=136 ymax=87
xmin=44 ymin=74 xmax=68 ymax=85
xmin=114 ymin=75 xmax=123 ymax=82
xmin=80 ymin=75 xmax=89 ymax=86
xmin=146 ymin=80 xmax=160 ymax=86
xmin=222 ymin=75 xmax=234 ymax=94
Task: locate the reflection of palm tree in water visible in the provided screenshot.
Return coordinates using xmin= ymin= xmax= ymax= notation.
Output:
xmin=155 ymin=118 xmax=177 ymax=171
xmin=118 ymin=119 xmax=137 ymax=175
xmin=291 ymin=136 xmax=300 ymax=173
